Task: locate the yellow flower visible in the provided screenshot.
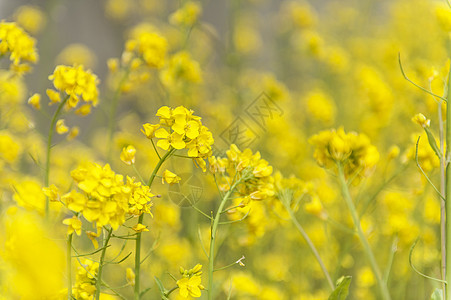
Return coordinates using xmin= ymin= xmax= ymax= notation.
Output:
xmin=155 ymin=128 xmax=186 ymax=150
xmin=75 ymin=103 xmax=92 ymax=116
xmin=67 ymin=126 xmax=80 ymax=141
xmin=42 ymin=184 xmax=59 ymax=202
xmin=141 ymin=123 xmax=160 ymax=138
xmin=132 ymin=223 xmax=149 ymax=232
xmin=86 ymin=230 xmax=100 ymax=249
xmin=63 ymin=216 xmax=82 ymax=236
xmin=67 ymin=163 xmax=153 ymax=229
xmin=169 ymin=1 xmax=202 ymax=27
xmin=56 ymin=43 xmax=97 ymax=69
xmin=46 ymin=89 xmax=61 ymax=104
xmin=48 ymin=64 xmax=99 ymax=108
xmin=412 ymin=113 xmax=430 ymax=128
xmin=162 ymin=170 xmax=181 ymax=185
xmin=120 ymin=145 xmax=136 ymax=165
xmin=160 ymin=51 xmax=203 ymax=87
xmin=126 ymin=268 xmax=135 ymax=286
xmin=56 ymin=119 xmax=69 ymax=134
xmin=125 ymin=31 xmax=167 ymax=68
xmin=309 ymin=127 xmax=379 ymax=177
xmin=27 ymin=93 xmax=40 ymax=110
xmin=13 ymin=5 xmax=46 ymax=34
xmin=0 ymin=21 xmax=38 ymax=69
xmin=177 ymin=275 xmax=203 ymax=298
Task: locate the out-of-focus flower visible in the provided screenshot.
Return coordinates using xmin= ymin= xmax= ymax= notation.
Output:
xmin=120 ymin=145 xmax=136 ymax=165
xmin=56 ymin=119 xmax=69 ymax=134
xmin=132 ymin=223 xmax=149 ymax=232
xmin=13 ymin=5 xmax=46 ymax=34
xmin=309 ymin=127 xmax=379 ymax=177
xmin=169 ymin=1 xmax=202 ymax=27
xmin=160 ymin=51 xmax=202 ymax=87
xmin=0 ymin=21 xmax=38 ymax=72
xmin=412 ymin=113 xmax=430 ymax=128
xmin=62 ymin=216 xmax=82 ymax=236
xmin=162 ymin=169 xmax=181 ymax=185
xmin=56 ymin=44 xmax=97 ymax=69
xmin=27 ymin=93 xmax=40 ymax=110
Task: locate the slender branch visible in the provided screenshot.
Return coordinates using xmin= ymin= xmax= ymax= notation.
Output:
xmin=95 ymin=227 xmax=113 ymax=300
xmin=45 ymin=95 xmax=69 ymax=218
xmin=134 ymin=148 xmax=175 ymax=300
xmin=208 ymin=177 xmax=244 ymax=300
xmin=445 ymin=63 xmax=451 ymax=300
xmin=337 ymin=162 xmax=391 ymax=300
xmin=398 ymin=53 xmax=447 ymax=102
xmin=283 ymin=199 xmax=334 ymax=291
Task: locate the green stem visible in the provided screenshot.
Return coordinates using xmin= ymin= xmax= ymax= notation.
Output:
xmin=208 ymin=178 xmax=243 ymax=300
xmin=67 ymin=233 xmax=73 ymax=300
xmin=445 ymin=64 xmax=451 ymax=300
xmin=337 ymin=163 xmax=391 ymax=300
xmin=95 ymin=227 xmax=113 ymax=300
xmin=285 ymin=205 xmax=334 ymax=290
xmin=134 ymin=148 xmax=175 ymax=300
xmin=44 ymin=96 xmax=69 ymax=218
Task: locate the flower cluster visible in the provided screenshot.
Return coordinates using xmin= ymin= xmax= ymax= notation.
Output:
xmin=160 ymin=51 xmax=203 ymax=87
xmin=209 ymin=144 xmax=275 ymax=205
xmin=309 ymin=127 xmax=379 ymax=177
xmin=48 ymin=64 xmax=99 ymax=109
xmin=0 ymin=21 xmax=38 ymax=72
xmin=72 ymin=259 xmax=98 ymax=300
xmin=124 ymin=30 xmax=167 ymax=69
xmin=142 ymin=105 xmax=214 ymax=171
xmin=63 ymin=162 xmax=153 ymax=230
xmin=176 ymin=264 xmax=204 ymax=298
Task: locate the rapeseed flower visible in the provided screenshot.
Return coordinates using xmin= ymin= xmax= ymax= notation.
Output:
xmin=0 ymin=21 xmax=38 ymax=71
xmin=48 ymin=64 xmax=99 ymax=109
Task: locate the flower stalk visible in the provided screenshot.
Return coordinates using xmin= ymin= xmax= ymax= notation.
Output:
xmin=95 ymin=227 xmax=113 ymax=300
xmin=337 ymin=162 xmax=391 ymax=300
xmin=45 ymin=95 xmax=69 ymax=218
xmin=445 ymin=64 xmax=451 ymax=300
xmin=207 ymin=177 xmax=243 ymax=300
xmin=134 ymin=148 xmax=175 ymax=300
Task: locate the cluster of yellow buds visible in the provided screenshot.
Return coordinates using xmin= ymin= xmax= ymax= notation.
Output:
xmin=209 ymin=144 xmax=275 ymax=206
xmin=142 ymin=105 xmax=214 ymax=171
xmin=176 ymin=264 xmax=205 ymax=298
xmin=0 ymin=20 xmax=38 ymax=73
xmin=72 ymin=259 xmax=98 ymax=300
xmin=169 ymin=1 xmax=202 ymax=27
xmin=309 ymin=127 xmax=379 ymax=178
xmin=107 ymin=26 xmax=168 ymax=93
xmin=62 ymin=163 xmax=153 ymax=230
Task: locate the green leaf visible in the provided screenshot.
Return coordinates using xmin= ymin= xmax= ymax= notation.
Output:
xmin=328 ymin=276 xmax=352 ymax=300
xmin=424 ymin=127 xmax=442 ymax=160
xmin=154 ymin=276 xmax=169 ymax=300
xmin=430 ymin=288 xmax=443 ymax=300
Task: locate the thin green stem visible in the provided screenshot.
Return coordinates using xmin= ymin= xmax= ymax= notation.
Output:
xmin=134 ymin=148 xmax=175 ymax=300
xmin=208 ymin=177 xmax=244 ymax=300
xmin=337 ymin=163 xmax=391 ymax=300
xmin=67 ymin=233 xmax=73 ymax=300
xmin=445 ymin=64 xmax=451 ymax=300
xmin=95 ymin=227 xmax=113 ymax=300
xmin=45 ymin=95 xmax=69 ymax=218
xmin=285 ymin=204 xmax=334 ymax=290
